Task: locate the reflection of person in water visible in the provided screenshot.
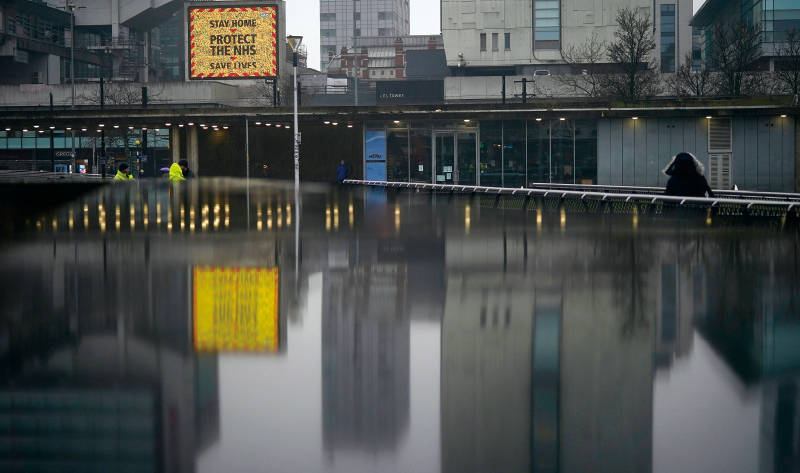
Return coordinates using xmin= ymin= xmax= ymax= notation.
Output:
xmin=663 ymin=152 xmax=714 ymax=198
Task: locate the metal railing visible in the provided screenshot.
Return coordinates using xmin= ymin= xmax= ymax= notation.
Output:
xmin=0 ymin=170 xmax=102 ymax=182
xmin=522 ymin=182 xmax=800 ymax=203
xmin=344 ymin=180 xmax=800 ymax=214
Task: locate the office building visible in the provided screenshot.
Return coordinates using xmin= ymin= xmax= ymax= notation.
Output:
xmin=319 ymin=0 xmax=410 ymax=72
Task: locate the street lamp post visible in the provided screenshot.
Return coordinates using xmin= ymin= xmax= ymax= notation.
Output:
xmin=287 ymin=35 xmax=303 ymax=189
xmin=66 ymin=2 xmax=85 ymax=172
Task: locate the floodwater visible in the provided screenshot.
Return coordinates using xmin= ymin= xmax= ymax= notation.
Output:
xmin=0 ymin=178 xmax=798 ymax=473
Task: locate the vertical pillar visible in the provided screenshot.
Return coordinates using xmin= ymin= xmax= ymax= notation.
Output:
xmin=795 ymin=117 xmax=799 ymax=192
xmin=187 ymin=126 xmax=199 ymax=175
xmin=171 ymin=127 xmax=181 ymax=163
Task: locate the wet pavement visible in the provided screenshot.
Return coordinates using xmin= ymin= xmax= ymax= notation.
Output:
xmin=0 ymin=178 xmax=798 ymax=473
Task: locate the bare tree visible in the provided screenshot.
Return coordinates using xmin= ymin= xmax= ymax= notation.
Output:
xmin=776 ymin=28 xmax=800 ymax=95
xmin=76 ymin=82 xmax=165 ymax=159
xmin=248 ymin=75 xmax=291 ymax=106
xmin=600 ymin=7 xmax=663 ymax=100
xmin=667 ymin=51 xmax=715 ymax=97
xmin=707 ymin=19 xmax=764 ymax=96
xmin=555 ymin=33 xmax=608 ymax=97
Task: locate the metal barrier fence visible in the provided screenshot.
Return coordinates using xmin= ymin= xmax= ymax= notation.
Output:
xmin=0 ymin=170 xmax=102 ymax=182
xmin=344 ymin=180 xmax=800 ymax=222
xmin=521 ymin=182 xmax=800 ymax=203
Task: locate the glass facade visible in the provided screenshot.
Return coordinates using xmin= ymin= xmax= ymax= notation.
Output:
xmin=661 ymin=4 xmax=676 ymax=73
xmin=371 ymin=119 xmax=598 ymax=187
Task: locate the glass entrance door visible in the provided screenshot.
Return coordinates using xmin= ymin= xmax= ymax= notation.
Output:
xmin=434 ymin=132 xmax=476 ymax=185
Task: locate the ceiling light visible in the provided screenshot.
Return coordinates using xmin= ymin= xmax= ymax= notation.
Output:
xmin=632 ymin=117 xmax=638 ymax=120
xmin=99 ymin=124 xmax=104 ymax=127
xmin=199 ymin=124 xmax=206 ymax=127
xmin=265 ymin=123 xmax=271 ymax=126
xmin=179 ymin=124 xmax=184 ymax=127
xmin=142 ymin=127 xmax=147 ymax=130
xmin=324 ymin=121 xmax=330 ymax=124
xmin=39 ymin=130 xmax=44 ymax=133
xmin=393 ymin=120 xmax=400 ymax=123
xmin=560 ymin=118 xmax=566 ymax=121
xmin=285 ymin=125 xmax=290 ymax=129
xmin=23 ymin=129 xmax=28 ymax=132
xmin=332 ymin=122 xmax=338 ymax=125
xmin=535 ymin=118 xmax=542 ymax=121
xmin=706 ymin=116 xmax=712 ymax=119
xmin=49 ymin=126 xmax=55 ymax=130
xmin=781 ymin=114 xmax=787 ymax=118
xmin=33 ymin=125 xmax=39 ymax=129
xmin=347 ymin=125 xmax=353 ymax=128
xmin=464 ymin=119 xmax=470 ymax=122
xmin=155 ymin=128 xmax=160 ymax=132
xmin=129 ymin=126 xmax=134 ymax=130
xmin=188 ymin=122 xmax=194 ymax=126
xmin=113 ymin=125 xmax=119 ymax=128
xmin=66 ymin=127 xmax=72 ymax=131
xmin=96 ymin=129 xmax=101 ymax=132
xmin=255 ymin=122 xmax=261 ymax=125
xmin=4 ymin=128 xmax=9 ymax=131
xmin=81 ymin=128 xmax=87 ymax=131
xmin=165 ymin=123 xmax=171 ymax=126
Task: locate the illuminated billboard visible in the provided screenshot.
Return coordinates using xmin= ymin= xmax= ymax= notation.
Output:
xmin=188 ymin=4 xmax=278 ymax=79
xmin=193 ymin=267 xmax=279 ymax=352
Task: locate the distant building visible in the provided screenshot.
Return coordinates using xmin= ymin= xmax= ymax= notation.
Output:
xmin=325 ymin=35 xmax=444 ymax=81
xmin=690 ymin=0 xmax=800 ymax=68
xmin=319 ymin=0 xmax=410 ymax=73
xmin=441 ymin=0 xmax=693 ymax=76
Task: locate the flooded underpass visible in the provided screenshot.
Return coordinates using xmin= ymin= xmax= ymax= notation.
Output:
xmin=0 ymin=178 xmax=798 ymax=473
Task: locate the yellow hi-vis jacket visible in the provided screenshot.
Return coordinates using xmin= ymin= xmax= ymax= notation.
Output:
xmin=113 ymin=171 xmax=134 ymax=181
xmin=169 ymin=163 xmax=186 ymax=182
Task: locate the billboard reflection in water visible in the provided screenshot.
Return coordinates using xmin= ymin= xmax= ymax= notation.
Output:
xmin=193 ymin=267 xmax=279 ymax=352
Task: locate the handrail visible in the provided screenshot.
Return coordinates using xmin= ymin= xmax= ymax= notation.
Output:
xmin=523 ymin=182 xmax=800 ymax=202
xmin=343 ymin=180 xmax=799 ymax=210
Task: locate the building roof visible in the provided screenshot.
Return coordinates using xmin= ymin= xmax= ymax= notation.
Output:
xmin=368 ymin=47 xmax=395 ymax=58
xmin=368 ymin=58 xmax=395 ymax=68
xmin=689 ymin=0 xmax=729 ymax=28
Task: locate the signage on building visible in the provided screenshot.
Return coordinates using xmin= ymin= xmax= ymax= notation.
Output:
xmin=193 ymin=266 xmax=279 ymax=352
xmin=188 ymin=3 xmax=279 ymax=79
xmin=365 ymin=130 xmax=387 ymax=181
xmin=376 ymin=80 xmax=444 ymax=105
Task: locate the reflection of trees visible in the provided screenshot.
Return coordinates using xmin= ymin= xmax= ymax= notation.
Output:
xmin=603 ymin=236 xmax=656 ymax=338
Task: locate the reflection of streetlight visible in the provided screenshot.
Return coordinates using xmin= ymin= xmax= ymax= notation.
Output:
xmin=287 ymin=35 xmax=303 ymax=189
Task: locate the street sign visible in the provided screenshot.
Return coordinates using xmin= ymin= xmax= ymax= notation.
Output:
xmin=140 ymin=155 xmax=148 ymax=162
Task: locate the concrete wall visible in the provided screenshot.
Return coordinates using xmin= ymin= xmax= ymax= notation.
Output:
xmin=598 ymin=116 xmax=796 ymax=192
xmin=442 ymin=0 xmax=692 ymax=69
xmin=0 ymin=82 xmax=244 ymax=108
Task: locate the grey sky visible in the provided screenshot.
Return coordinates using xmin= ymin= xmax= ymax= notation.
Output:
xmin=287 ymin=0 xmax=708 ymax=72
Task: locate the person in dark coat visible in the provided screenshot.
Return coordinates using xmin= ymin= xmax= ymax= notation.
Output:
xmin=336 ymin=160 xmax=348 ymax=184
xmin=178 ymin=159 xmax=196 ymax=178
xmin=663 ymin=152 xmax=714 ymax=198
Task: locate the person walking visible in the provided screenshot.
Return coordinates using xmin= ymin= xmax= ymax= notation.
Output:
xmin=337 ymin=160 xmax=348 ymax=184
xmin=262 ymin=164 xmax=269 ymax=179
xmin=113 ymin=162 xmax=135 ymax=181
xmin=663 ymin=152 xmax=714 ymax=198
xmin=169 ymin=162 xmax=186 ymax=182
xmin=178 ymin=159 xmax=196 ymax=178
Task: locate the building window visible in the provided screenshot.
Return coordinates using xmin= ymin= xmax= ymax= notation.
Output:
xmin=480 ymin=33 xmax=486 ymax=51
xmin=492 ymin=33 xmax=499 ymax=51
xmin=378 ymin=12 xmax=393 ymax=20
xmin=504 ymin=33 xmax=511 ymax=50
xmin=371 ymin=70 xmax=376 ymax=76
xmin=660 ymin=4 xmax=675 ymax=73
xmin=321 ymin=29 xmax=336 ymax=37
xmin=390 ymin=69 xmax=394 ymax=75
xmin=381 ymin=70 xmax=385 ymax=75
xmin=355 ymin=29 xmax=361 ymax=36
xmin=354 ymin=12 xmax=360 ymax=20
xmin=320 ymin=13 xmax=336 ymax=21
xmin=691 ymin=26 xmax=702 ymax=71
xmin=534 ymin=0 xmax=560 ymax=49
xmin=378 ymin=28 xmax=392 ymax=36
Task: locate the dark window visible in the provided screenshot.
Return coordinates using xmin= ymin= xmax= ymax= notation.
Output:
xmin=492 ymin=33 xmax=499 ymax=51
xmin=354 ymin=12 xmax=360 ymax=20
xmin=320 ymin=13 xmax=336 ymax=21
xmin=480 ymin=33 xmax=486 ymax=52
xmin=378 ymin=28 xmax=392 ymax=36
xmin=660 ymin=4 xmax=676 ymax=73
xmin=378 ymin=12 xmax=393 ymax=20
xmin=321 ymin=29 xmax=336 ymax=37
xmin=534 ymin=0 xmax=560 ymax=48
xmin=504 ymin=33 xmax=511 ymax=50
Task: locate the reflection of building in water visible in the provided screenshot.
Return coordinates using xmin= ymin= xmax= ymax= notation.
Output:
xmin=441 ymin=227 xmax=658 ymax=473
xmin=0 ymin=233 xmax=294 ymax=472
xmin=322 ymin=238 xmax=411 ymax=452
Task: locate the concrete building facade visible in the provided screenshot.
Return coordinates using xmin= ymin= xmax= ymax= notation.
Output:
xmin=441 ymin=0 xmax=693 ymax=76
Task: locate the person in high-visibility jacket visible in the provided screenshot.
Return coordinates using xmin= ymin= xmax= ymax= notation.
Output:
xmin=113 ymin=162 xmax=135 ymax=181
xmin=169 ymin=162 xmax=186 ymax=182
